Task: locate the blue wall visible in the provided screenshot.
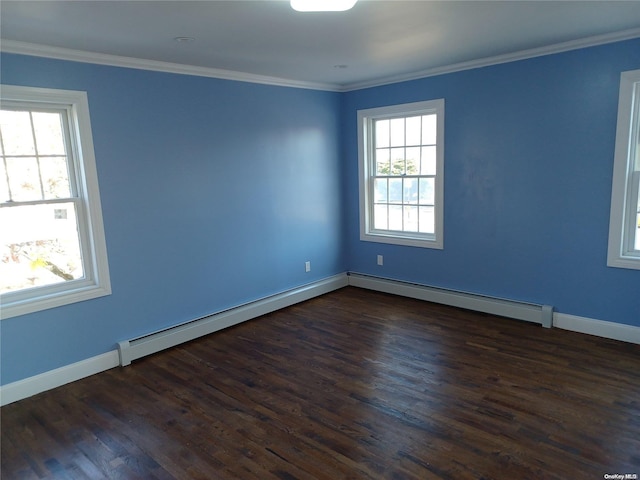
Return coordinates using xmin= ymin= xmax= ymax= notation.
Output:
xmin=2 ymin=38 xmax=640 ymax=386
xmin=0 ymin=54 xmax=345 ymax=385
xmin=343 ymin=38 xmax=640 ymax=328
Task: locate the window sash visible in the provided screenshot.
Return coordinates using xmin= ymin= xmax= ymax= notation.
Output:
xmin=0 ymin=196 xmax=89 ymax=290
xmin=625 ymin=171 xmax=640 ymax=255
xmin=1 ymin=104 xmax=80 ymax=203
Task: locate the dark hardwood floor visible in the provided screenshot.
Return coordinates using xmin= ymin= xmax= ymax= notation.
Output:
xmin=2 ymin=287 xmax=639 ymax=479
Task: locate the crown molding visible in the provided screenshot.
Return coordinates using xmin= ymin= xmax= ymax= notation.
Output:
xmin=0 ymin=39 xmax=341 ymax=92
xmin=340 ymin=27 xmax=640 ymax=92
xmin=3 ymin=27 xmax=640 ymax=93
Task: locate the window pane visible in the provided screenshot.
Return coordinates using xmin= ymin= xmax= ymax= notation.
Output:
xmin=389 ymin=205 xmax=403 ymax=230
xmin=40 ymin=157 xmax=71 ymax=199
xmin=0 ymin=161 xmax=9 ymax=202
xmin=375 ymin=148 xmax=390 ymax=175
xmin=406 ymin=147 xmax=420 ymax=174
xmin=419 ymin=178 xmax=435 ymax=205
xmin=632 ymin=87 xmax=640 ymax=251
xmin=635 ymin=83 xmax=640 ymax=172
xmin=390 ymin=148 xmax=404 ymax=175
xmin=374 ymin=178 xmax=387 ymax=202
xmin=32 ymin=112 xmax=66 ymax=155
xmin=419 ymin=206 xmax=435 ymax=234
xmin=0 ymin=110 xmax=36 ymax=156
xmin=374 ymin=204 xmax=388 ymax=230
xmin=422 ymin=114 xmax=437 ymax=145
xmin=420 ymin=146 xmax=437 ymax=175
xmin=403 ymin=178 xmax=418 ymax=204
xmin=5 ymin=157 xmax=43 ymax=201
xmin=636 ymin=175 xmax=640 ymax=251
xmin=405 ymin=116 xmax=421 ymax=146
xmin=0 ymin=202 xmax=84 ymax=293
xmin=390 ymin=118 xmax=404 ymax=147
xmin=375 ymin=119 xmax=389 ymax=148
xmin=388 ymin=178 xmax=402 ymax=203
xmin=403 ymin=205 xmax=418 ymax=232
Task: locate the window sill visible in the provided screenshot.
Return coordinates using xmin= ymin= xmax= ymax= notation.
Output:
xmin=0 ymin=282 xmax=112 ymax=320
xmin=361 ymin=231 xmax=443 ymax=250
xmin=607 ymin=254 xmax=640 ymax=271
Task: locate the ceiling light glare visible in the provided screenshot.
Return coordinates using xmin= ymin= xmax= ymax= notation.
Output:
xmin=291 ymin=0 xmax=357 ymax=12
xmin=173 ymin=36 xmax=195 ymax=43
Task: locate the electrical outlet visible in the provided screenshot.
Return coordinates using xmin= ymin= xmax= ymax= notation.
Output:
xmin=377 ymin=255 xmax=383 ymax=266
xmin=305 ymin=261 xmax=311 ymax=272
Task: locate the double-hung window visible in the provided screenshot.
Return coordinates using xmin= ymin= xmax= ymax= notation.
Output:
xmin=1 ymin=85 xmax=111 ymax=318
xmin=608 ymin=69 xmax=640 ymax=270
xmin=358 ymin=99 xmax=444 ymax=249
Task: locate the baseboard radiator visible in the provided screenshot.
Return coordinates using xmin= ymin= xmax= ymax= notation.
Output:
xmin=348 ymin=273 xmax=554 ymax=328
xmin=117 ymin=274 xmax=348 ymax=366
xmin=118 ymin=272 xmax=552 ymax=366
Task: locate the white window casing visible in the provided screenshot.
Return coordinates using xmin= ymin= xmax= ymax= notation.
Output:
xmin=608 ymin=69 xmax=640 ymax=270
xmin=1 ymin=85 xmax=111 ymax=319
xmin=358 ymin=99 xmax=444 ymax=249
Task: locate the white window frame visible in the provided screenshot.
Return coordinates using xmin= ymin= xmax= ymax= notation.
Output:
xmin=1 ymin=85 xmax=111 ymax=319
xmin=607 ymin=69 xmax=640 ymax=270
xmin=358 ymin=99 xmax=444 ymax=249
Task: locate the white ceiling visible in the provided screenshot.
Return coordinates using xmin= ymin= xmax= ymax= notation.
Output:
xmin=2 ymin=0 xmax=640 ymax=91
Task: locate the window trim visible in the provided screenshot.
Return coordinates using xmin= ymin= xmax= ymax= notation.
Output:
xmin=1 ymin=85 xmax=111 ymax=319
xmin=358 ymin=99 xmax=444 ymax=249
xmin=607 ymin=69 xmax=640 ymax=270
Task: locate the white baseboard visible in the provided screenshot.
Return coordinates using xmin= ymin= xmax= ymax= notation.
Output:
xmin=118 ymin=273 xmax=349 ymax=366
xmin=0 ymin=274 xmax=349 ymax=406
xmin=3 ymin=273 xmax=636 ymax=406
xmin=553 ymin=313 xmax=640 ymax=344
xmin=348 ymin=273 xmax=553 ymax=326
xmin=0 ymin=350 xmax=119 ymax=406
xmin=347 ymin=273 xmax=640 ymax=345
